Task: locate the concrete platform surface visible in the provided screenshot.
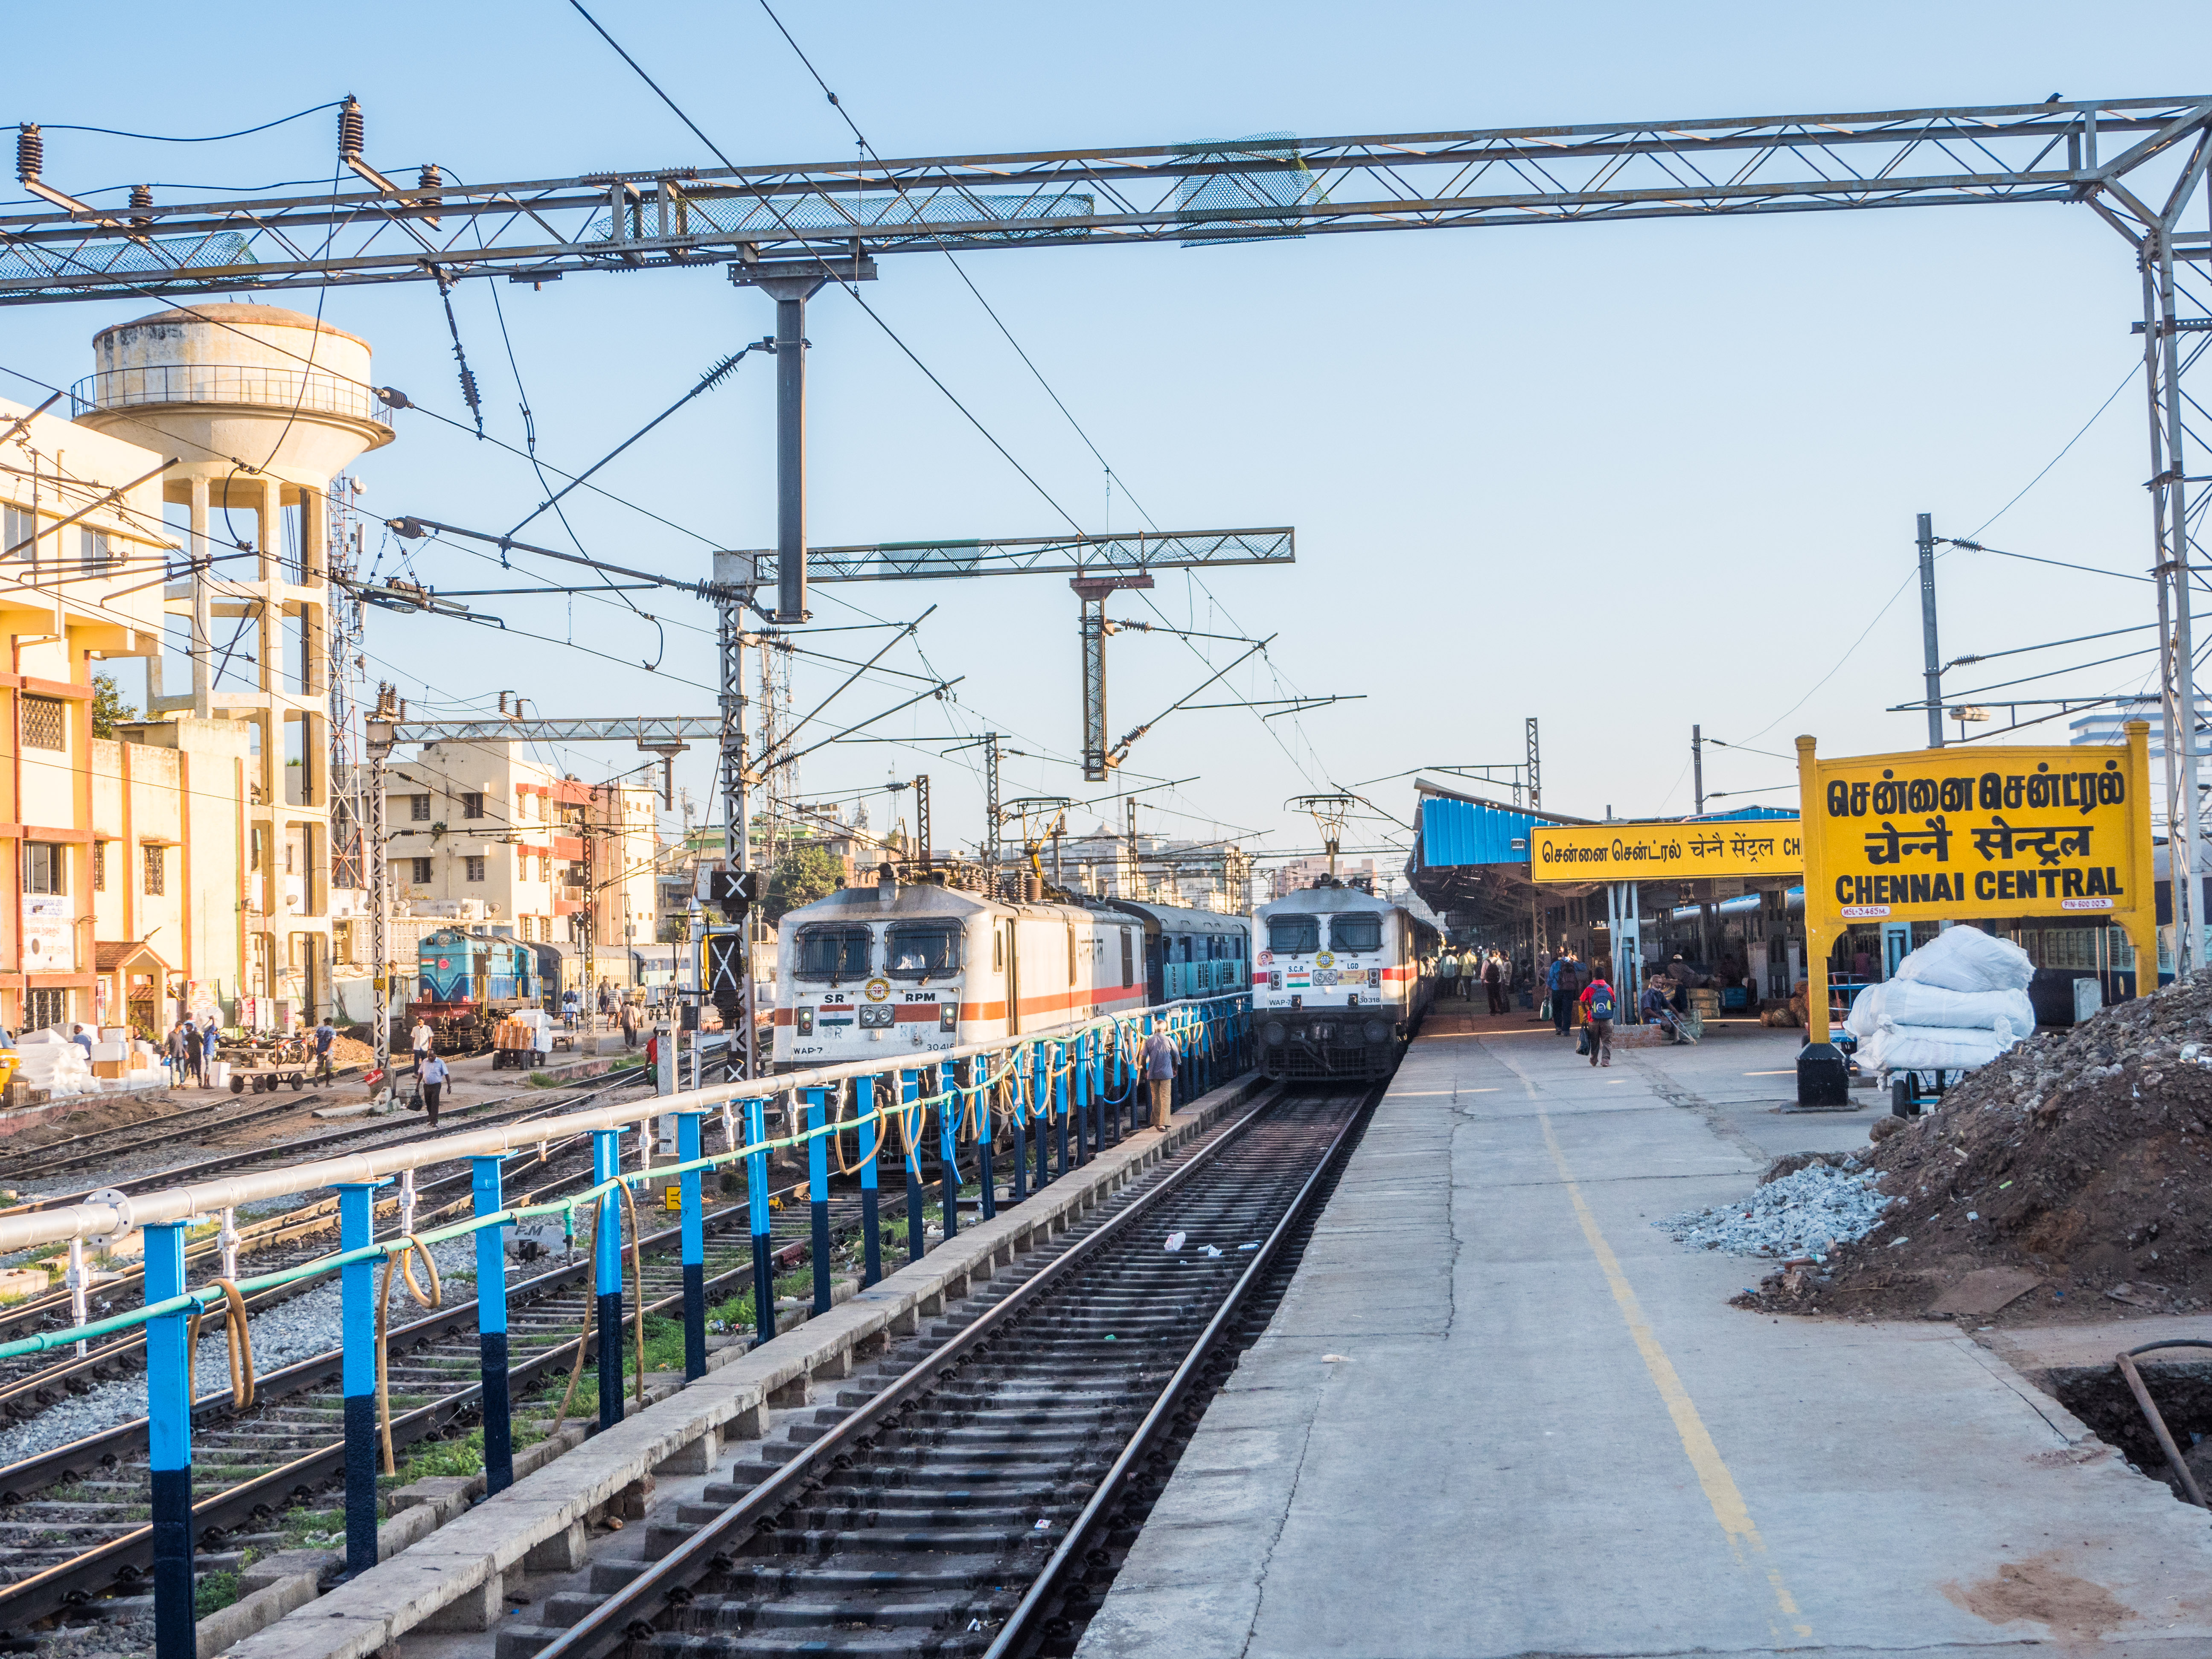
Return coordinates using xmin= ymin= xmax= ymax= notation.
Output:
xmin=1079 ymin=1025 xmax=2212 ymax=1658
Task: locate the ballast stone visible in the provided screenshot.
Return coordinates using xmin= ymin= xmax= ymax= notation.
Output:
xmin=1656 ymin=1161 xmax=1895 ymax=1259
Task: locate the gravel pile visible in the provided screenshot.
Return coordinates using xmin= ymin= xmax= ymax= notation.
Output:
xmin=1657 ymin=1161 xmax=1895 ymax=1260
xmin=1743 ymin=973 xmax=2212 ymax=1324
xmin=0 ymin=1233 xmax=481 ymax=1470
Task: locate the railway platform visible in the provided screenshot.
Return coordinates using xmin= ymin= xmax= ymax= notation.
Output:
xmin=1079 ymin=1015 xmax=2212 ymax=1656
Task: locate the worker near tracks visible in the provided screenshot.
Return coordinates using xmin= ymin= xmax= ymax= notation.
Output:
xmin=202 ymin=1021 xmax=220 ymax=1082
xmin=411 ymin=1017 xmax=434 ymax=1075
xmin=313 ymin=1017 xmax=336 ymax=1082
xmin=1437 ymin=948 xmax=1461 ymax=1000
xmin=1546 ymin=952 xmax=1580 ymax=1037
xmin=1141 ymin=1024 xmax=1179 ymax=1131
xmin=180 ymin=1019 xmax=204 ymax=1088
xmin=70 ymin=1024 xmax=92 ymax=1059
xmin=1578 ymin=972 xmax=1618 ymax=1068
xmin=419 ymin=1051 xmax=450 ymax=1126
xmin=619 ymin=999 xmax=638 ymax=1049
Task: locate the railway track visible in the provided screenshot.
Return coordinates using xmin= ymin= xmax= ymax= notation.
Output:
xmin=517 ymin=1082 xmax=1371 ymax=1659
xmin=0 ymin=1059 xmax=693 ymax=1365
xmin=0 ymin=1148 xmax=917 ymax=1639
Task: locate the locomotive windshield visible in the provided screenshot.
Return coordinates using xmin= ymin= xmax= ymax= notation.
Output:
xmin=886 ymin=922 xmax=963 ymax=981
xmin=1330 ymin=914 xmax=1382 ymax=953
xmin=794 ymin=925 xmax=873 ymax=984
xmin=1267 ymin=914 xmax=1320 ymax=954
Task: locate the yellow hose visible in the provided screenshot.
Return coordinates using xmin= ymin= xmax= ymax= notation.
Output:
xmin=374 ymin=1236 xmax=443 ymax=1474
xmin=185 ymin=1278 xmax=256 ymax=1409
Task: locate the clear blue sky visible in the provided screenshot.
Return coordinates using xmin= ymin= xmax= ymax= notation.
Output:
xmin=6 ymin=3 xmax=2207 ymax=868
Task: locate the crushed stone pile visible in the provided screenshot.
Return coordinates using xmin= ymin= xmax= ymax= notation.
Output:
xmin=1657 ymin=1161 xmax=1893 ymax=1261
xmin=1739 ymin=974 xmax=2212 ymax=1324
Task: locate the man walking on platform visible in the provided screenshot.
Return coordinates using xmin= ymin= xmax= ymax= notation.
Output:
xmin=1141 ymin=1024 xmax=1179 ymax=1131
xmin=1547 ymin=952 xmax=1579 ymax=1036
xmin=419 ymin=1051 xmax=450 ymax=1126
xmin=1578 ymin=971 xmax=1617 ymax=1066
xmin=1437 ymin=947 xmax=1461 ymax=1002
xmin=1482 ymin=950 xmax=1505 ymax=1014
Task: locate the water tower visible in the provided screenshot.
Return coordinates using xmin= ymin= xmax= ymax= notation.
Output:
xmin=73 ymin=304 xmax=395 ymax=1019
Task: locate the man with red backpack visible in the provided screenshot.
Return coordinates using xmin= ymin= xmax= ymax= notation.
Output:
xmin=1578 ymin=972 xmax=1618 ymax=1068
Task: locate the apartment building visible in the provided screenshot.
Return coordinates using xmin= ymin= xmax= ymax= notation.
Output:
xmin=0 ymin=392 xmax=235 ymax=1032
xmin=385 ymin=741 xmax=573 ymax=943
xmin=383 ymin=748 xmax=664 ymax=988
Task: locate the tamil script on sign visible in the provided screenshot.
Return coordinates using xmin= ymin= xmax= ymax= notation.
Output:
xmin=1810 ymin=751 xmax=2143 ymax=919
xmin=1529 ymin=820 xmax=1803 ymax=884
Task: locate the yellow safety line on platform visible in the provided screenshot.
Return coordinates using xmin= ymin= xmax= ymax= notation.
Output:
xmin=1501 ymin=1057 xmax=1813 ymax=1645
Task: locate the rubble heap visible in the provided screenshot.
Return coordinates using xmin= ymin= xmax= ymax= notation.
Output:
xmin=1739 ymin=975 xmax=2212 ymax=1324
xmin=1658 ymin=1162 xmax=1892 ymax=1260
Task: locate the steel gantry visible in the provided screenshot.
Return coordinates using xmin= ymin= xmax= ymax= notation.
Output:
xmin=9 ymin=95 xmax=2212 ymax=963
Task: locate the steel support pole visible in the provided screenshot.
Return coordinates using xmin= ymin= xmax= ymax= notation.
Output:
xmin=856 ymin=1074 xmax=881 ymax=1285
xmin=676 ymin=1112 xmax=706 ymax=1380
xmin=807 ymin=1086 xmax=832 ymax=1313
xmin=760 ymin=277 xmax=822 ymax=625
xmin=1918 ymin=512 xmax=1944 ymax=747
xmin=472 ymin=1156 xmax=514 ymax=1494
xmin=336 ymin=1183 xmax=380 ymax=1576
xmin=1079 ymin=594 xmax=1109 ymax=782
xmin=591 ymin=1130 xmax=624 ymax=1430
xmin=145 ymin=1220 xmax=192 ymax=1659
xmin=368 ymin=742 xmax=391 ymax=1086
xmin=745 ymin=1097 xmax=774 ymax=1345
xmin=2148 ymin=235 xmax=2203 ymax=981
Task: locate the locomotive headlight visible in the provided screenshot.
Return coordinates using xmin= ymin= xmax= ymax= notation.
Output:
xmin=1263 ymin=1021 xmax=1286 ymax=1046
xmin=1364 ymin=1019 xmax=1389 ymax=1045
xmin=795 ymin=1007 xmax=814 ymax=1036
xmin=937 ymin=1002 xmax=958 ymax=1032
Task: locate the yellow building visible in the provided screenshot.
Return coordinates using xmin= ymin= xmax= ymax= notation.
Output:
xmin=0 ymin=394 xmax=174 ymax=1031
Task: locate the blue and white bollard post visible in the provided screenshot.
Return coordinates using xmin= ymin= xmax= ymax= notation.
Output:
xmin=471 ymin=1157 xmax=515 ymax=1493
xmin=1072 ymin=1032 xmax=1089 ymax=1168
xmin=676 ymin=1112 xmax=707 ymax=1381
xmin=807 ymin=1087 xmax=832 ymax=1314
xmin=746 ymin=1097 xmax=774 ymax=1348
xmin=591 ymin=1130 xmax=625 ymax=1430
xmin=937 ymin=1062 xmax=959 ymax=1241
xmin=1035 ymin=1041 xmax=1053 ymax=1189
xmin=1009 ymin=1046 xmax=1029 ymax=1204
xmin=145 ymin=1220 xmax=193 ymax=1659
xmin=1054 ymin=1040 xmax=1071 ymax=1176
xmin=975 ymin=1055 xmax=996 ymax=1221
xmin=903 ymin=1069 xmax=926 ymax=1263
xmin=856 ymin=1075 xmax=882 ymax=1285
xmin=336 ymin=1181 xmax=382 ymax=1576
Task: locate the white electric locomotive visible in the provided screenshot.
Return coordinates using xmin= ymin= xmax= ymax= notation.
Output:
xmin=1253 ymin=878 xmax=1437 ymax=1080
xmin=771 ymin=867 xmax=1251 ymax=1068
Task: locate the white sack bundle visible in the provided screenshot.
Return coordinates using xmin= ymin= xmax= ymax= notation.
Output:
xmin=1892 ymin=926 xmax=2034 ymax=995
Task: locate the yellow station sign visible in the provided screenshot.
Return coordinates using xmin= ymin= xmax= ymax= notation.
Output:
xmin=1529 ymin=819 xmax=1802 ymax=885
xmin=1795 ymin=722 xmax=2157 ymax=1044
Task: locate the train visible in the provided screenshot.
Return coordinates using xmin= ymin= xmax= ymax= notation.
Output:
xmin=405 ymin=928 xmax=567 ymax=1055
xmin=769 ymin=867 xmax=1252 ymax=1069
xmin=1252 ymin=877 xmax=1438 ymax=1081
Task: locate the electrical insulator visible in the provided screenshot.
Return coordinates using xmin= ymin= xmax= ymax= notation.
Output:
xmin=416 ymin=163 xmax=442 ymax=228
xmin=16 ymin=124 xmax=42 ymax=185
xmin=129 ymin=184 xmax=152 ymax=230
xmin=338 ymin=97 xmax=364 ymax=162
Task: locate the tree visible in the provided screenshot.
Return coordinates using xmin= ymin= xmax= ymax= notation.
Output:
xmin=91 ymin=671 xmax=137 ymax=739
xmin=765 ymin=844 xmax=844 ymax=923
